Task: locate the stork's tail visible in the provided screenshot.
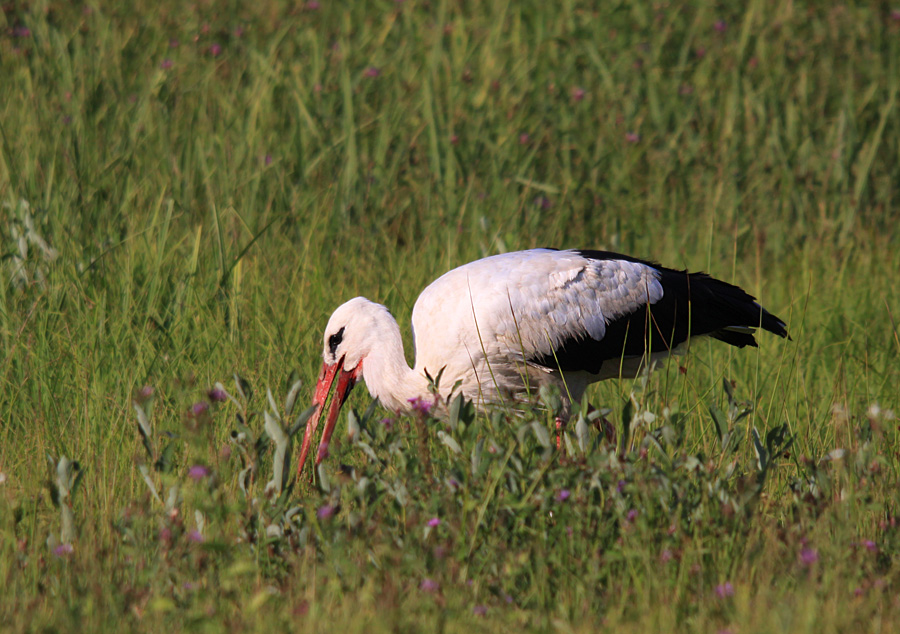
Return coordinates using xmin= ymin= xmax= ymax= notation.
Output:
xmin=686 ymin=273 xmax=790 ymax=348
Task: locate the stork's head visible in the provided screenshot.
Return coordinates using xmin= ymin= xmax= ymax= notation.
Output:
xmin=297 ymin=297 xmax=381 ymax=478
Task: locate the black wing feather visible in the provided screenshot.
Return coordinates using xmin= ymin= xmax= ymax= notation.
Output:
xmin=529 ymin=250 xmax=789 ymax=374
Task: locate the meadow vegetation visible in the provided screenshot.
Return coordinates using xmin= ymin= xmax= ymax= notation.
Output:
xmin=1 ymin=0 xmax=899 ymax=631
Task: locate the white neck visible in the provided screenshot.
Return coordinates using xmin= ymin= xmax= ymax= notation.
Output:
xmin=360 ymin=313 xmax=433 ymax=415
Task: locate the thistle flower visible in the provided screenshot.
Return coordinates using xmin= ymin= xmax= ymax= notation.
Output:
xmin=317 ymin=504 xmax=335 ymax=520
xmin=420 ymin=578 xmax=439 ymax=592
xmin=715 ymin=582 xmax=734 ymax=598
xmin=188 ymin=465 xmax=210 ymax=481
xmin=53 ymin=543 xmax=74 ymax=557
xmin=407 ymin=396 xmax=434 ymax=415
xmin=799 ymin=547 xmax=819 ymax=567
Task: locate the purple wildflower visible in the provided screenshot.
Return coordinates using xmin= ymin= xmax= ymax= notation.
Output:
xmin=139 ymin=385 xmax=154 ymax=398
xmin=160 ymin=59 xmax=173 ymax=70
xmin=306 ymin=1 xmax=321 ymax=9
xmin=407 ymin=396 xmax=434 ymax=415
xmin=207 ymin=387 xmax=227 ymax=402
xmin=264 ymin=154 xmax=273 ymax=166
xmin=188 ymin=530 xmax=204 ymax=543
xmin=533 ymin=196 xmax=552 ymax=210
xmin=12 ymin=26 xmax=31 ymax=38
xmin=364 ymin=66 xmax=381 ymax=78
xmin=191 ymin=401 xmax=209 ymax=416
xmin=159 ymin=528 xmax=172 ymax=543
xmin=473 ymin=605 xmax=488 ymax=616
xmin=518 ymin=133 xmax=530 ymax=145
xmin=317 ymin=504 xmax=335 ymax=520
xmin=183 ymin=581 xmax=196 ymax=591
xmin=854 ymin=587 xmax=864 ymax=597
xmin=556 ymin=489 xmax=571 ymax=502
xmin=420 ymin=578 xmax=439 ymax=592
xmin=714 ymin=20 xmax=727 ymax=32
xmin=715 ymin=582 xmax=734 ymax=598
xmin=571 ymin=86 xmax=586 ymax=102
xmin=617 ymin=479 xmax=626 ymax=493
xmin=53 ymin=543 xmax=74 ymax=557
xmin=799 ymin=547 xmax=819 ymax=567
xmin=188 ymin=465 xmax=210 ymax=480
xmin=660 ymin=549 xmax=673 ymax=563
xmin=427 ymin=517 xmax=441 ymax=527
xmin=892 ymin=10 xmax=900 ymax=21
xmin=864 ymin=540 xmax=877 ymax=552
xmin=626 ymin=509 xmax=638 ymax=522
xmin=625 ymin=132 xmax=641 ymax=143
xmin=209 ymin=43 xmax=222 ymax=57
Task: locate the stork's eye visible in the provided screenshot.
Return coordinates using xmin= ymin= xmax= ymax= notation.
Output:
xmin=328 ymin=327 xmax=345 ymax=355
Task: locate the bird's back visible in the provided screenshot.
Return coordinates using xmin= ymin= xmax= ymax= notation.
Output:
xmin=410 ymin=248 xmax=787 ymax=408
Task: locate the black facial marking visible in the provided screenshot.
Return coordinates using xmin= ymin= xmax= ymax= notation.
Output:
xmin=328 ymin=326 xmax=345 ymax=356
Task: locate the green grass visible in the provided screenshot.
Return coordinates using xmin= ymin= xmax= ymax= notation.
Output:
xmin=1 ymin=0 xmax=899 ymax=631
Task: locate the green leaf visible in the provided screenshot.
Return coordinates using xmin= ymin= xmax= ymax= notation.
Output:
xmin=133 ymin=402 xmax=154 ymax=459
xmin=751 ymin=427 xmax=768 ymax=473
xmin=709 ymin=404 xmax=728 ymax=445
xmin=288 ymin=405 xmax=318 ymax=438
xmin=531 ymin=421 xmax=551 ymax=449
xmin=317 ymin=463 xmax=331 ymax=494
xmin=575 ymin=414 xmax=591 ymax=454
xmin=266 ymin=387 xmax=280 ymax=420
xmin=154 ymin=442 xmax=176 ymax=474
xmin=138 ymin=465 xmax=162 ymax=503
xmin=284 ymin=378 xmax=303 ymax=418
xmin=347 ymin=409 xmax=360 ymax=442
xmin=356 ymin=441 xmax=380 ymax=463
xmin=437 ymin=430 xmax=462 ymax=454
xmin=471 ymin=438 xmax=484 ymax=476
xmin=233 ymin=373 xmax=252 ymax=403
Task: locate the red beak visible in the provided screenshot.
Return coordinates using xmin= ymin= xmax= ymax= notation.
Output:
xmin=296 ymin=358 xmax=361 ymax=479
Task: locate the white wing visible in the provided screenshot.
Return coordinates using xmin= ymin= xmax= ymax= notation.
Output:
xmin=411 ymin=249 xmax=664 ymax=377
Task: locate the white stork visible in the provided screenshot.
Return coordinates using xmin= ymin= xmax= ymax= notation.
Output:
xmin=297 ymin=248 xmax=789 ymax=476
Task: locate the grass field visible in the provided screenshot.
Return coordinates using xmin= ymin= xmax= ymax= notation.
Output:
xmin=1 ymin=0 xmax=899 ymax=631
